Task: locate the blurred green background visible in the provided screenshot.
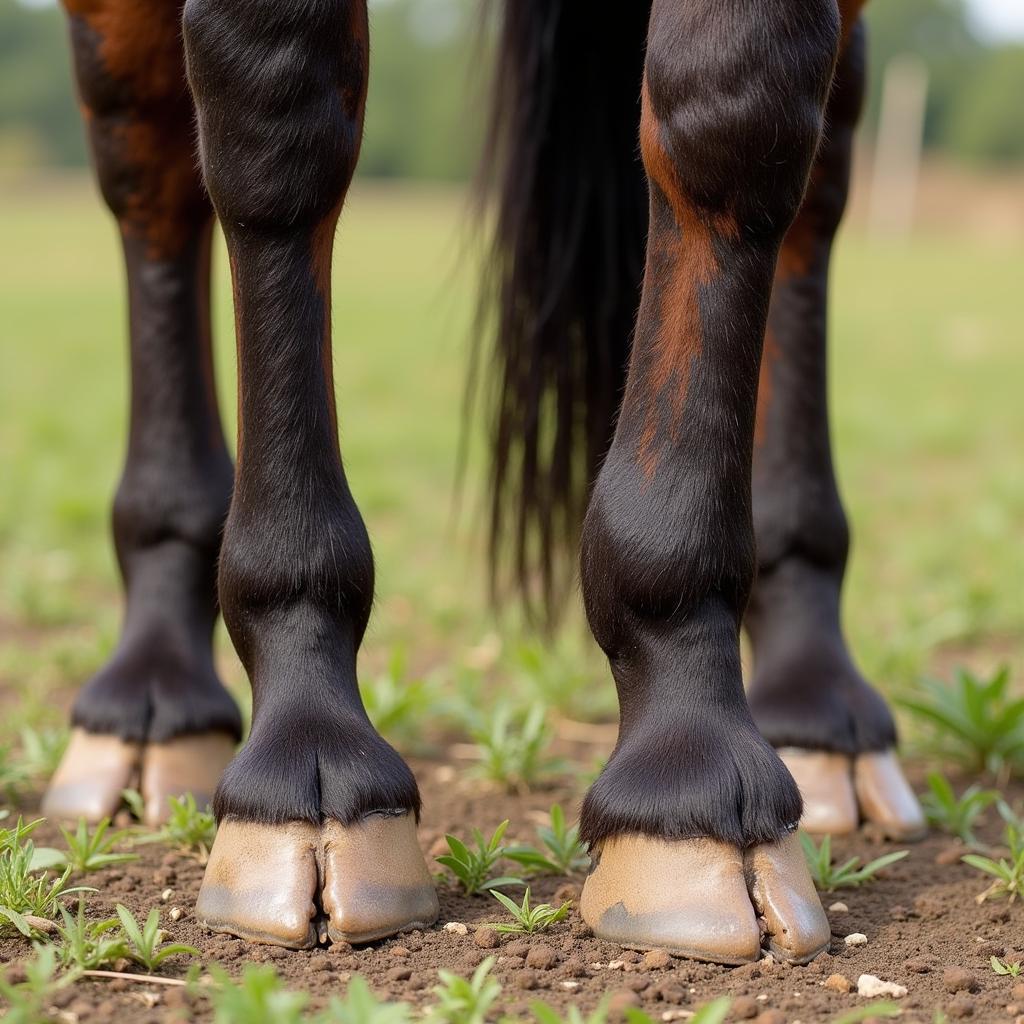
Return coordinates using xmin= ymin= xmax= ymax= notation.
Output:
xmin=0 ymin=0 xmax=1022 ymax=741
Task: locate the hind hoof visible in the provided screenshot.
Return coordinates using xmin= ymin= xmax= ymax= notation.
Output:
xmin=580 ymin=832 xmax=829 ymax=966
xmin=196 ymin=811 xmax=439 ymax=948
xmin=780 ymin=748 xmax=926 ymax=841
xmin=141 ymin=733 xmax=236 ymax=825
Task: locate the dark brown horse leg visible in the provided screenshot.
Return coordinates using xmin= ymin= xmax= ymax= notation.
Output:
xmin=578 ymin=0 xmax=841 ymax=965
xmin=44 ymin=0 xmax=239 ymax=826
xmin=182 ymin=0 xmax=437 ymax=948
xmin=746 ymin=22 xmax=924 ymax=841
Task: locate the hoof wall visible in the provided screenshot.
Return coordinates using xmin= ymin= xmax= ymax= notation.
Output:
xmin=141 ymin=733 xmax=236 ymax=825
xmin=781 ymin=747 xmax=926 ymax=841
xmin=580 ymin=833 xmax=828 ymax=966
xmin=196 ymin=812 xmax=438 ymax=948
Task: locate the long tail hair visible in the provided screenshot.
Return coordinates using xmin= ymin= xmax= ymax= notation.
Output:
xmin=475 ymin=0 xmax=651 ymax=623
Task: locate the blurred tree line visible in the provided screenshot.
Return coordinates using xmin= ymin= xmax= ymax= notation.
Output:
xmin=1 ymin=0 xmax=1022 ymax=175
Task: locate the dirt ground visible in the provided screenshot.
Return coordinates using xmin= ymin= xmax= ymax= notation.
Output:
xmin=2 ymin=753 xmax=1022 ymax=1024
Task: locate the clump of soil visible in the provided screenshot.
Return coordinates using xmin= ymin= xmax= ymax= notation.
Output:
xmin=2 ymin=760 xmax=1022 ymax=1024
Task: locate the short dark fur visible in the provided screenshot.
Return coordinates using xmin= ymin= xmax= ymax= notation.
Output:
xmin=745 ymin=22 xmax=897 ymax=756
xmin=475 ymin=0 xmax=651 ymax=620
xmin=183 ymin=0 xmax=419 ymax=825
xmin=579 ymin=0 xmax=840 ymax=849
xmin=65 ymin=0 xmax=240 ymax=745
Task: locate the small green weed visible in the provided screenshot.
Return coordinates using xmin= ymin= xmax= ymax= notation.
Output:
xmin=920 ymin=772 xmax=1000 ymax=846
xmin=962 ymin=803 xmax=1024 ymax=902
xmin=58 ymin=817 xmax=138 ymax=874
xmin=0 ymin=945 xmax=76 ymax=1024
xmin=490 ymin=887 xmax=571 ymax=935
xmin=799 ymin=832 xmax=909 ymax=892
xmin=115 ymin=904 xmax=199 ymax=971
xmin=360 ymin=650 xmax=437 ymax=755
xmin=52 ymin=898 xmax=127 ymax=970
xmin=135 ymin=793 xmax=218 ymax=860
xmin=323 ymin=975 xmax=412 ymax=1024
xmin=436 ymin=820 xmax=523 ymax=895
xmin=506 ymin=804 xmax=589 ymax=877
xmin=991 ymin=955 xmax=1022 ymax=977
xmin=897 ymin=666 xmax=1024 ymax=779
xmin=205 ymin=965 xmax=309 ymax=1024
xmin=426 ymin=957 xmax=501 ymax=1024
xmin=471 ymin=704 xmax=563 ymax=793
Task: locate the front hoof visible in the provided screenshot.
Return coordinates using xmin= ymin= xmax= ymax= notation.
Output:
xmin=140 ymin=733 xmax=236 ymax=825
xmin=746 ymin=833 xmax=830 ymax=964
xmin=41 ymin=729 xmax=142 ymax=822
xmin=580 ymin=835 xmax=762 ymax=965
xmin=196 ymin=812 xmax=438 ymax=949
xmin=780 ymin=748 xmax=925 ymax=841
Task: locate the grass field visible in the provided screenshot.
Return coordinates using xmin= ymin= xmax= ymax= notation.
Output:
xmin=0 ymin=175 xmax=1022 ymax=738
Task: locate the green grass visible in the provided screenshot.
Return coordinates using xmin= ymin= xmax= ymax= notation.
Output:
xmin=1 ymin=177 xmax=1022 ymax=734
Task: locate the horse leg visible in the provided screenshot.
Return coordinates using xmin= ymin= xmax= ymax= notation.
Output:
xmin=578 ymin=0 xmax=841 ymax=964
xmin=746 ymin=20 xmax=925 ymax=841
xmin=182 ymin=0 xmax=438 ymax=948
xmin=43 ymin=0 xmax=239 ymax=826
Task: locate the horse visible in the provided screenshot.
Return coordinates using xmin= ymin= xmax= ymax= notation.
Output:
xmin=39 ymin=0 xmax=926 ymax=965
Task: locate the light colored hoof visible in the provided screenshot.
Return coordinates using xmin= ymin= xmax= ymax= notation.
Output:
xmin=196 ymin=812 xmax=438 ymax=949
xmin=854 ymin=750 xmax=927 ymax=841
xmin=41 ymin=729 xmax=142 ymax=822
xmin=781 ymin=747 xmax=926 ymax=841
xmin=779 ymin=749 xmax=857 ymax=836
xmin=141 ymin=732 xmax=236 ymax=825
xmin=581 ymin=835 xmax=762 ymax=965
xmin=746 ymin=833 xmax=831 ymax=964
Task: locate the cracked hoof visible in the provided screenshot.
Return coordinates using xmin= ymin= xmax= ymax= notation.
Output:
xmin=42 ymin=727 xmax=235 ymax=826
xmin=580 ymin=832 xmax=829 ymax=966
xmin=195 ymin=812 xmax=439 ymax=948
xmin=780 ymin=748 xmax=926 ymax=841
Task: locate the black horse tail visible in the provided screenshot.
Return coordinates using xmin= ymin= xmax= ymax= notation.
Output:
xmin=474 ymin=0 xmax=651 ymax=624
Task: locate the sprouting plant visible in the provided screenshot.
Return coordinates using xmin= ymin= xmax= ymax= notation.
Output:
xmin=962 ymin=803 xmax=1024 ymax=903
xmin=425 ymin=958 xmax=501 ymax=1024
xmin=204 ymin=965 xmax=309 ymax=1024
xmin=58 ymin=817 xmax=138 ymax=874
xmin=471 ymin=703 xmax=564 ymax=793
xmin=115 ymin=904 xmax=199 ymax=971
xmin=137 ymin=793 xmax=218 ymax=860
xmin=17 ymin=726 xmax=69 ymax=780
xmin=322 ymin=975 xmax=412 ymax=1024
xmin=530 ymin=1000 xmax=611 ymax=1024
xmin=360 ymin=650 xmax=437 ymax=755
xmin=920 ymin=772 xmax=1000 ymax=846
xmin=897 ymin=666 xmax=1024 ymax=779
xmin=0 ymin=945 xmax=76 ymax=1024
xmin=52 ymin=898 xmax=129 ymax=970
xmin=833 ymin=1004 xmax=903 ymax=1024
xmin=991 ymin=955 xmax=1022 ymax=977
xmin=505 ymin=804 xmax=589 ymax=877
xmin=0 ymin=818 xmax=90 ymax=936
xmin=490 ymin=887 xmax=571 ymax=935
xmin=799 ymin=832 xmax=909 ymax=892
xmin=436 ymin=820 xmax=523 ymax=896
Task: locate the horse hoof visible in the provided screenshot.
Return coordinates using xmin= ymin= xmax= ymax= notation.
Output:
xmin=581 ymin=835 xmax=760 ymax=964
xmin=780 ymin=747 xmax=925 ymax=840
xmin=196 ymin=812 xmax=438 ymax=948
xmin=141 ymin=733 xmax=236 ymax=825
xmin=41 ymin=728 xmax=142 ymax=822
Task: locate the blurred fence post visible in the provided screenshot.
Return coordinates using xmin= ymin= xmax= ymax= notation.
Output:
xmin=868 ymin=54 xmax=929 ymax=240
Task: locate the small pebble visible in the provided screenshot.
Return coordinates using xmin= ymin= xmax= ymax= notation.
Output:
xmin=526 ymin=944 xmax=558 ymax=970
xmin=643 ymin=949 xmax=671 ymax=970
xmin=474 ymin=927 xmax=500 ymax=949
xmin=828 ymin=902 xmax=849 ymax=913
xmin=169 ymin=906 xmax=182 ymax=922
xmin=458 ymin=950 xmax=485 ymax=968
xmin=505 ymin=939 xmax=531 ymax=958
xmin=561 ymin=957 xmax=586 ymax=979
xmin=975 ymin=940 xmax=1004 ymax=958
xmin=160 ymin=888 xmax=174 ymax=902
xmin=561 ymin=981 xmax=579 ymax=991
xmin=857 ymin=974 xmax=907 ymax=999
xmin=904 ymin=957 xmax=933 ymax=974
xmin=607 ymin=959 xmax=625 ymax=971
xmin=824 ymin=973 xmax=853 ymax=994
xmin=305 ymin=960 xmax=331 ymax=974
xmin=389 ymin=945 xmax=411 ymax=958
xmin=386 ymin=966 xmax=412 ymax=982
xmin=443 ymin=922 xmax=468 ymax=936
xmin=844 ymin=933 xmax=868 ymax=947
xmin=942 ymin=967 xmax=977 ymax=994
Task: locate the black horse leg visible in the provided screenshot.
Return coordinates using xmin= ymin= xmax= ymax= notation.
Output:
xmin=747 ymin=19 xmax=924 ymax=840
xmin=182 ymin=0 xmax=438 ymax=949
xmin=44 ymin=0 xmax=239 ymax=826
xmin=578 ymin=0 xmax=840 ymax=965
